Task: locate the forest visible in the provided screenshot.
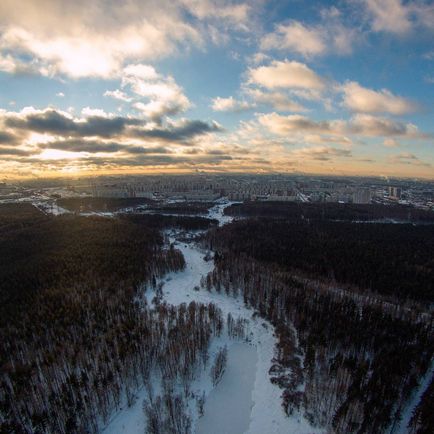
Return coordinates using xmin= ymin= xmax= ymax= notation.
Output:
xmin=144 ymin=202 xmax=215 ymax=215
xmin=210 ymin=218 xmax=434 ymax=302
xmin=57 ymin=197 xmax=155 ymax=212
xmin=203 ymin=217 xmax=434 ymax=433
xmin=1 ymin=201 xmax=433 ymax=434
xmin=225 ymin=201 xmax=434 ymax=223
xmin=58 ymin=198 xmax=215 ymax=216
xmin=0 ymin=203 xmax=225 ymax=433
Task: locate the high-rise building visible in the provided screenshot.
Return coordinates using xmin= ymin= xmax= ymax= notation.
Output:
xmin=389 ymin=186 xmax=402 ymax=199
xmin=353 ymin=188 xmax=371 ymax=204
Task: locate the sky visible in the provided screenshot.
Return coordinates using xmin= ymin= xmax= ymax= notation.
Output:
xmin=0 ymin=0 xmax=433 ymax=180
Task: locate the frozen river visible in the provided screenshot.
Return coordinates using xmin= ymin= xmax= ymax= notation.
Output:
xmin=104 ymin=200 xmax=321 ymax=434
xmin=196 ymin=343 xmax=257 ymax=434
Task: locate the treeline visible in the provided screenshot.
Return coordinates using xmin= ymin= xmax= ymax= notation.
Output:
xmin=145 ymin=202 xmax=215 ymax=215
xmin=208 ymin=218 xmax=434 ymax=302
xmin=203 ymin=220 xmax=434 ymax=433
xmin=0 ymin=205 xmax=195 ymax=433
xmin=225 ymin=201 xmax=434 ymax=223
xmin=120 ymin=214 xmax=218 ymax=231
xmin=58 ymin=197 xmax=155 ymax=212
xmin=0 ymin=203 xmax=48 ymax=233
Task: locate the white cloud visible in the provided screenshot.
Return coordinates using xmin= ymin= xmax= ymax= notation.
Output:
xmin=260 ymin=10 xmax=356 ymax=58
xmin=179 ymin=0 xmax=250 ymax=29
xmin=261 ymin=21 xmax=326 ymax=57
xmin=121 ymin=64 xmax=190 ymax=122
xmin=341 ymin=81 xmax=417 ymax=115
xmin=291 ymin=145 xmax=352 ymax=161
xmin=364 ymin=0 xmax=434 ymax=34
xmin=246 ymin=89 xmax=306 ymax=112
xmin=390 ymin=152 xmax=431 ymax=166
xmin=349 ymin=114 xmax=422 ymax=137
xmin=384 ymin=138 xmax=400 ymax=147
xmin=257 ymin=112 xmax=426 ymax=139
xmin=364 ymin=0 xmax=412 ymax=34
xmin=0 ymin=0 xmax=253 ymax=79
xmin=258 ymin=113 xmax=338 ymax=135
xmin=248 ymin=60 xmax=325 ymax=90
xmin=211 ymin=96 xmax=253 ymax=112
xmin=104 ymin=89 xmax=133 ymax=102
xmin=247 ymin=52 xmax=270 ymax=65
xmin=56 ymin=92 xmax=65 ymax=97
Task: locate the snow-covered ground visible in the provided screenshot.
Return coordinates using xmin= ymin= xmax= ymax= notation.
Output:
xmin=103 ymin=199 xmax=322 ymax=434
xmin=196 ymin=343 xmax=257 ymax=434
xmin=391 ymin=359 xmax=434 ymax=434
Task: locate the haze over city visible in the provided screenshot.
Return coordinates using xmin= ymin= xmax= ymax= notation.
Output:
xmin=0 ymin=0 xmax=433 ymax=179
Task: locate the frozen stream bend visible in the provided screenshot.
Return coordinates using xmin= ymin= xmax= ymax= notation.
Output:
xmin=104 ymin=201 xmax=322 ymax=434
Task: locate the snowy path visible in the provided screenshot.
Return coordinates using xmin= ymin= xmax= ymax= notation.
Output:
xmin=104 ymin=200 xmax=321 ymax=434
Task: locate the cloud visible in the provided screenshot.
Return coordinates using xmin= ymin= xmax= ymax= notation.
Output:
xmin=291 ymin=145 xmax=352 ymax=161
xmin=0 ymin=147 xmax=31 ymax=156
xmin=364 ymin=0 xmax=412 ymax=34
xmin=246 ymin=89 xmax=306 ymax=112
xmin=0 ymin=131 xmax=18 ymax=145
xmin=261 ymin=22 xmax=326 ymax=57
xmin=258 ymin=113 xmax=336 ymax=135
xmin=38 ymin=139 xmax=169 ymax=155
xmin=1 ymin=108 xmax=222 ymax=152
xmin=260 ymin=9 xmax=356 ymax=57
xmin=179 ymin=0 xmax=250 ymax=29
xmin=121 ymin=64 xmax=191 ymax=122
xmin=211 ymin=96 xmax=253 ymax=112
xmin=364 ymin=0 xmax=434 ymax=34
xmin=248 ymin=60 xmax=325 ymax=90
xmin=341 ymin=81 xmax=417 ymax=115
xmin=5 ymin=109 xmax=141 ymax=138
xmin=104 ymin=89 xmax=132 ymax=102
xmin=257 ymin=112 xmax=427 ymax=139
xmin=390 ymin=152 xmax=431 ymax=166
xmin=383 ymin=138 xmax=400 ymax=147
xmin=0 ymin=0 xmax=254 ymax=79
xmin=348 ymin=114 xmax=423 ymax=137
xmin=132 ymin=119 xmax=222 ymax=143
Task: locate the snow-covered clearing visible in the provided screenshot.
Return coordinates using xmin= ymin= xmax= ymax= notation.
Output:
xmin=103 ymin=199 xmax=322 ymax=434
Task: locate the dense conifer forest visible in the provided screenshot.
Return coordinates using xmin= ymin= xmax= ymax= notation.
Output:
xmin=210 ymin=218 xmax=434 ymax=302
xmin=58 ymin=198 xmax=214 ymax=215
xmin=204 ymin=216 xmax=434 ymax=433
xmin=1 ymin=201 xmax=433 ymax=434
xmin=0 ymin=204 xmax=222 ymax=433
xmin=225 ymin=201 xmax=434 ymax=223
xmin=144 ymin=202 xmax=215 ymax=215
xmin=58 ymin=197 xmax=155 ymax=212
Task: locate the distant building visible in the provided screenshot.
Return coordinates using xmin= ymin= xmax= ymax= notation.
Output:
xmin=389 ymin=186 xmax=402 ymax=200
xmin=353 ymin=188 xmax=371 ymax=204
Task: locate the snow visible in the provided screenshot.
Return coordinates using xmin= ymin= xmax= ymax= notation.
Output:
xmin=103 ymin=199 xmax=322 ymax=434
xmin=207 ymin=200 xmax=240 ymax=225
xmin=391 ymin=359 xmax=434 ymax=434
xmin=196 ymin=343 xmax=257 ymax=434
xmin=32 ymin=201 xmax=70 ymax=215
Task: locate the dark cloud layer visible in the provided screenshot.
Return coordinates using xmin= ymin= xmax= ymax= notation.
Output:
xmin=4 ymin=110 xmax=221 ymax=145
xmin=0 ymin=147 xmax=31 ymax=156
xmin=39 ymin=139 xmax=169 ymax=154
xmin=6 ymin=110 xmax=142 ymax=138
xmin=132 ymin=120 xmax=222 ymax=143
xmin=0 ymin=131 xmax=18 ymax=145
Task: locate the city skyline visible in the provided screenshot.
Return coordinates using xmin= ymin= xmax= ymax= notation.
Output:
xmin=0 ymin=0 xmax=434 ymax=179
